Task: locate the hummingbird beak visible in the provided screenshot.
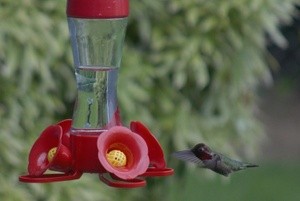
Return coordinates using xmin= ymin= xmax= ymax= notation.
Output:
xmin=172 ymin=150 xmax=204 ymax=166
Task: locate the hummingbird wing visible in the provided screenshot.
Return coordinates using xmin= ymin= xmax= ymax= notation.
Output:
xmin=172 ymin=150 xmax=204 ymax=166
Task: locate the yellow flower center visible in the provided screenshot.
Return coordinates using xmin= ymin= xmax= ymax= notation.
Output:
xmin=106 ymin=150 xmax=127 ymax=167
xmin=47 ymin=147 xmax=57 ymax=162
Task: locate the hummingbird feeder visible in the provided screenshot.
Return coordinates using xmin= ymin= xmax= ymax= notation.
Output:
xmin=19 ymin=0 xmax=174 ymax=188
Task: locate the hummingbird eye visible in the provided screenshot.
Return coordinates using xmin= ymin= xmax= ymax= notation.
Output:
xmin=199 ymin=147 xmax=207 ymax=153
xmin=200 ymin=147 xmax=209 ymax=153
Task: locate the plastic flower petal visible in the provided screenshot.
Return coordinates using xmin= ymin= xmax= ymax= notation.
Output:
xmin=97 ymin=126 xmax=149 ymax=180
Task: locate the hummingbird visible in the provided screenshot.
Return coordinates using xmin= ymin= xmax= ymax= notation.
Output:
xmin=172 ymin=143 xmax=258 ymax=176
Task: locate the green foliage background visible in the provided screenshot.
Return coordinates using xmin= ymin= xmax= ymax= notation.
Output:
xmin=0 ymin=0 xmax=299 ymax=200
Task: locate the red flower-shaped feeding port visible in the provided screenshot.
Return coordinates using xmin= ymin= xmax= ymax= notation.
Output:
xmin=97 ymin=126 xmax=149 ymax=180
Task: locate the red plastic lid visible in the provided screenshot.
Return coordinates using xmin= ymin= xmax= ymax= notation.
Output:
xmin=67 ymin=0 xmax=129 ymax=18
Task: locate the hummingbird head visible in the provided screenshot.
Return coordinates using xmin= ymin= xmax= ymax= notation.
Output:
xmin=191 ymin=143 xmax=213 ymax=161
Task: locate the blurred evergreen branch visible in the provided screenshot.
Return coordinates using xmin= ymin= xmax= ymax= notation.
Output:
xmin=0 ymin=0 xmax=299 ymax=200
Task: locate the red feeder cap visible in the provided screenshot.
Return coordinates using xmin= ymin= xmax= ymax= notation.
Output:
xmin=67 ymin=0 xmax=129 ymax=19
